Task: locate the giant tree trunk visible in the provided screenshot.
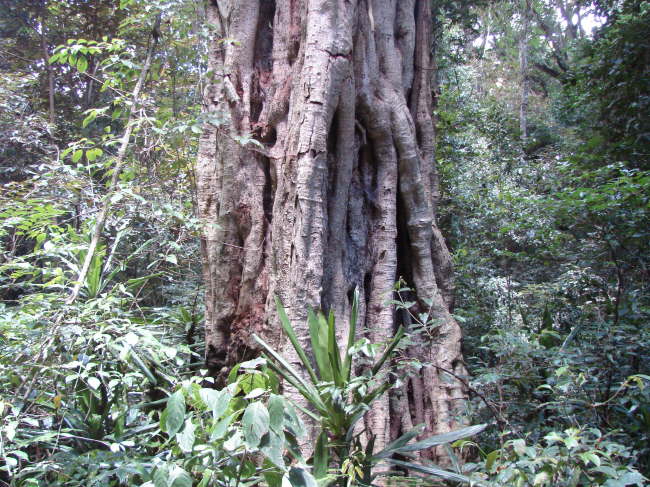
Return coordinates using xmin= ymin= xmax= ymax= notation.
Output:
xmin=197 ymin=0 xmax=467 ymax=461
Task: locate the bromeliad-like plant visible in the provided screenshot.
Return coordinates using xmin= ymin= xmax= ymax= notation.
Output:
xmin=253 ymin=290 xmax=487 ymax=486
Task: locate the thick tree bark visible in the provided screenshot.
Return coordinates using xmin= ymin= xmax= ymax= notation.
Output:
xmin=197 ymin=0 xmax=467 ymax=461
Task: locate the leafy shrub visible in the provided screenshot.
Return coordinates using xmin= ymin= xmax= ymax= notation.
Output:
xmin=469 ymin=428 xmax=646 ymax=486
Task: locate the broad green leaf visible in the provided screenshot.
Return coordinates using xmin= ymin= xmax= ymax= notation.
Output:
xmin=224 ymin=430 xmax=244 ymax=451
xmin=245 ymin=387 xmax=266 ymax=399
xmin=260 ymin=429 xmax=285 ymax=467
xmin=283 ymin=402 xmax=306 ymax=438
xmin=264 ymin=469 xmax=285 ymax=487
xmin=169 ymin=465 xmax=193 ymax=487
xmin=268 ymin=393 xmax=285 ymax=433
xmin=163 ymin=390 xmax=185 ymax=436
xmin=199 ymin=388 xmax=232 ymax=419
xmin=210 ymin=413 xmax=235 ymax=441
xmin=77 ymin=56 xmax=88 ymax=72
xmin=533 ymin=472 xmax=551 ymax=486
xmin=72 ymin=149 xmax=83 ymax=163
xmin=579 ymin=451 xmax=601 ymax=466
xmin=512 ymin=438 xmax=527 ymax=455
xmin=86 ymin=148 xmax=102 ymax=162
xmin=617 ymin=471 xmax=645 ymax=485
xmin=242 ymin=401 xmax=270 ymax=448
xmin=176 ymin=418 xmax=195 ymax=453
xmin=87 ymin=377 xmax=101 ymax=390
xmin=153 ymin=464 xmax=169 ymax=487
xmin=238 ymin=372 xmax=267 ymax=394
xmin=288 ymin=467 xmax=318 ymax=487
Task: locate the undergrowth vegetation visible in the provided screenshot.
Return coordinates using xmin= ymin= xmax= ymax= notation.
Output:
xmin=1 ymin=0 xmax=649 ymax=486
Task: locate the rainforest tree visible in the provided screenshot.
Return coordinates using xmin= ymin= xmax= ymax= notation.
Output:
xmin=196 ymin=0 xmax=466 ymax=457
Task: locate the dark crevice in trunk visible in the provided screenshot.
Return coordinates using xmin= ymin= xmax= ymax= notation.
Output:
xmin=396 ymin=192 xmax=415 ymax=287
xmin=254 ymin=0 xmax=275 ymax=72
xmin=321 ymin=112 xmax=341 ymax=311
xmin=363 ymin=271 xmax=373 ymax=310
xmin=262 ymin=158 xmax=274 ymax=223
xmin=251 ymin=0 xmax=276 ymax=123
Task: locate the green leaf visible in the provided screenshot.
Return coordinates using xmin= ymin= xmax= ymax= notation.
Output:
xmin=276 ymin=297 xmax=319 ymax=385
xmin=87 ymin=377 xmax=101 ymax=390
xmin=485 ymin=450 xmax=499 ymax=472
xmin=533 ymin=471 xmax=551 ymax=486
xmin=242 ymin=401 xmax=270 ymax=448
xmin=197 ymin=470 xmax=214 ymax=487
xmin=326 ymin=311 xmax=343 ymax=386
xmin=153 ymin=464 xmax=169 ymax=487
xmin=386 ymin=459 xmax=475 ymax=484
xmin=371 ymin=325 xmax=405 ymax=375
xmin=128 ymin=347 xmax=158 ymax=385
xmin=176 ymin=418 xmax=196 ymax=453
xmin=288 ymin=467 xmax=318 ymax=487
xmin=342 ymin=287 xmax=359 ymax=381
xmin=579 ymin=452 xmax=601 ymax=466
xmin=77 ymin=56 xmax=88 ymax=73
xmin=372 ymin=424 xmax=425 ymax=459
xmin=308 ymin=309 xmax=331 ymax=382
xmin=268 ymin=393 xmax=285 ymax=433
xmin=260 ymin=429 xmax=285 ymax=467
xmin=360 ymin=381 xmax=392 ymax=406
xmin=391 ymin=423 xmax=488 ymax=454
xmin=313 ymin=432 xmax=328 ymax=480
xmin=86 ymin=147 xmax=103 ymax=162
xmin=82 ymin=111 xmax=97 ymax=128
xmin=253 ymin=334 xmax=327 ymax=412
xmin=210 ymin=413 xmax=235 ymax=441
xmin=199 ymin=388 xmax=232 ymax=419
xmin=283 ymin=401 xmax=306 ymax=438
xmin=72 ymin=149 xmax=83 ymax=163
xmin=169 ymin=465 xmax=193 ymax=487
xmin=163 ymin=390 xmax=186 ymax=436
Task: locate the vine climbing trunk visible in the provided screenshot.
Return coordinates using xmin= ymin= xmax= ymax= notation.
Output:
xmin=197 ymin=0 xmax=467 ymax=462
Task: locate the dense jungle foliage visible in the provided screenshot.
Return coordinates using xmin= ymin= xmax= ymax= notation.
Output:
xmin=0 ymin=0 xmax=648 ymax=485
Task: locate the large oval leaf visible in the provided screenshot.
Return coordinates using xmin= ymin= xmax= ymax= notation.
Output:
xmin=242 ymin=401 xmax=270 ymax=448
xmin=199 ymin=388 xmax=232 ymax=419
xmin=163 ymin=390 xmax=186 ymax=436
xmin=288 ymin=467 xmax=318 ymax=487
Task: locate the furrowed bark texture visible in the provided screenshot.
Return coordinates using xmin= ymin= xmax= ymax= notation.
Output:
xmin=197 ymin=0 xmax=467 ymax=461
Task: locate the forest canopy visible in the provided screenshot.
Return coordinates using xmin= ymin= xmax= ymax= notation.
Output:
xmin=0 ymin=0 xmax=649 ymax=486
